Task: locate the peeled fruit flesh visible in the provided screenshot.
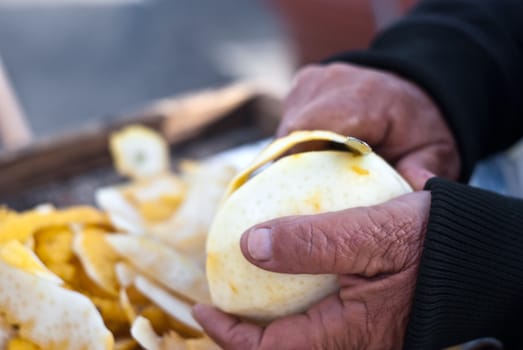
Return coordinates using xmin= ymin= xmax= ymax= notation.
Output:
xmin=206 ymin=131 xmax=412 ymax=321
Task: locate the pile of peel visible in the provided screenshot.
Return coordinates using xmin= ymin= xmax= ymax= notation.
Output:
xmin=0 ymin=125 xmax=235 ymax=350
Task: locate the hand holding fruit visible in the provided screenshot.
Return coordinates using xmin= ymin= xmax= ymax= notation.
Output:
xmin=278 ymin=63 xmax=461 ymax=189
xmin=195 ymin=191 xmax=431 ymax=350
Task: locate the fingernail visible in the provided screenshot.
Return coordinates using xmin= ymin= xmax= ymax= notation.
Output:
xmin=417 ymin=169 xmax=436 ymax=185
xmin=247 ymin=228 xmax=273 ymax=261
xmin=404 ymin=167 xmax=436 ymax=189
xmin=419 ymin=169 xmax=436 ymax=179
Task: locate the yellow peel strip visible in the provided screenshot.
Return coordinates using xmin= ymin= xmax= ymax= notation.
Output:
xmin=225 ymin=130 xmax=371 ymax=196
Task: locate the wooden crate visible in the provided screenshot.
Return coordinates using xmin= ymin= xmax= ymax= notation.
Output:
xmin=0 ymin=84 xmax=281 ymax=210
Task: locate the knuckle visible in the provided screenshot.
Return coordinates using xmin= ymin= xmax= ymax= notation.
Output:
xmin=355 ymin=73 xmax=380 ymax=93
xmin=294 ymin=221 xmax=315 ymax=256
xmin=336 ymin=206 xmax=416 ymax=275
xmin=292 ymin=217 xmax=341 ymax=271
xmin=368 ymin=204 xmax=421 ymax=269
xmin=325 ymin=62 xmax=349 ymax=76
xmin=301 ymin=222 xmax=329 ymax=263
xmin=318 ymin=215 xmax=360 ymax=270
xmin=294 ymin=64 xmax=322 ymax=82
xmin=326 ymin=62 xmax=357 ymax=77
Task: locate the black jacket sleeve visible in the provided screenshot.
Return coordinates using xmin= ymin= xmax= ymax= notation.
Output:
xmin=406 ymin=178 xmax=523 ymax=349
xmin=329 ymin=0 xmax=523 ymax=180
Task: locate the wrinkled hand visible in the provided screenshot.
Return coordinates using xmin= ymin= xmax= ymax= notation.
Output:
xmin=194 ymin=191 xmax=430 ymax=350
xmin=278 ymin=63 xmax=460 ymax=190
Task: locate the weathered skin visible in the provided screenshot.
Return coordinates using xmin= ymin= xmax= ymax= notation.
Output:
xmin=278 ymin=63 xmax=460 ymax=189
xmin=206 ymin=149 xmax=412 ymax=322
xmin=196 ymin=192 xmax=430 ymax=350
xmin=194 ymin=63 xmax=459 ymax=349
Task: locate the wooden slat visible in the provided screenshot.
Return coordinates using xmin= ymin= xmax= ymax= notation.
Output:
xmin=0 ymin=84 xmax=281 ymax=198
xmin=0 ymin=57 xmax=33 ymax=149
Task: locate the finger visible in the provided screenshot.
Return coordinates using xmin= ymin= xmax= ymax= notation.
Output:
xmin=276 ymin=105 xmax=387 ymax=144
xmin=240 ymin=191 xmax=430 ymax=276
xmin=193 ymin=304 xmax=263 ymax=350
xmin=396 ymin=165 xmax=435 ymax=192
xmin=193 ymin=295 xmax=348 ymax=350
xmin=276 ymin=67 xmax=390 ymax=142
xmin=395 ymin=143 xmax=460 ymax=190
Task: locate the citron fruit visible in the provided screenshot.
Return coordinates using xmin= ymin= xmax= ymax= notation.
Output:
xmin=207 ymin=131 xmax=412 ymax=321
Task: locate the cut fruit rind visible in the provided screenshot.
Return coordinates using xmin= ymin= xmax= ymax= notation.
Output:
xmin=130 ymin=316 xmax=189 ymax=350
xmin=0 ymin=255 xmax=113 ymax=350
xmin=149 ymin=162 xmax=236 ymax=256
xmin=122 ymin=176 xmax=186 ymax=225
xmin=114 ymin=338 xmax=138 ymax=350
xmin=0 ymin=206 xmax=110 ymax=245
xmin=110 ymin=125 xmax=169 ymax=180
xmin=225 ymin=130 xmax=371 ymax=196
xmin=106 ymin=234 xmax=210 ymax=304
xmin=130 ymin=316 xmax=160 ymax=350
xmin=95 ymin=174 xmax=187 ymax=234
xmin=34 ymin=226 xmax=74 ymax=266
xmin=0 ymin=241 xmax=62 ymax=285
xmin=0 ymin=314 xmax=15 ymax=349
xmin=0 ymin=124 xmax=269 ymax=349
xmin=73 ymin=227 xmax=120 ymax=296
xmin=6 ymin=337 xmax=40 ymax=350
xmin=134 ymin=275 xmax=203 ymax=333
xmin=95 ymin=186 xmax=146 ymax=234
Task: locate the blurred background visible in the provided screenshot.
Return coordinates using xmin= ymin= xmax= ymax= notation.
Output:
xmin=0 ymin=0 xmax=419 ymax=145
xmin=1 ymin=0 xmax=520 ymax=197
xmin=0 ymin=0 xmax=288 ymax=141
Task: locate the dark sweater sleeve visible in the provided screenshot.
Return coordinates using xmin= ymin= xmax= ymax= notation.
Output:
xmin=328 ymin=0 xmax=523 ymax=180
xmin=402 ymin=178 xmax=523 ymax=349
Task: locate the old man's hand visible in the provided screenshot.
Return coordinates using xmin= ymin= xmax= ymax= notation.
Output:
xmin=194 ymin=191 xmax=430 ymax=350
xmin=278 ymin=63 xmax=460 ymax=189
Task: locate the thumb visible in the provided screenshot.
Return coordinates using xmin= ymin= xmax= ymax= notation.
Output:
xmin=240 ymin=191 xmax=430 ymax=276
xmin=395 ymin=144 xmax=460 ymax=190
